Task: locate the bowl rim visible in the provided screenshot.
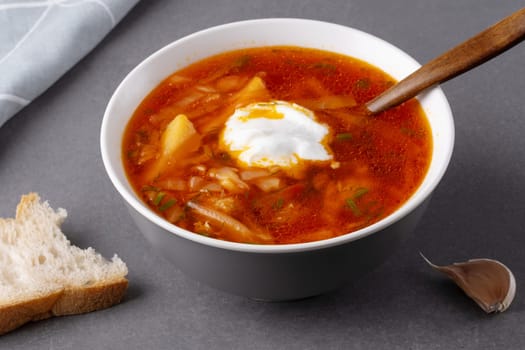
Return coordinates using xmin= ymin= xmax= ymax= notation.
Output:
xmin=101 ymin=17 xmax=455 ymax=254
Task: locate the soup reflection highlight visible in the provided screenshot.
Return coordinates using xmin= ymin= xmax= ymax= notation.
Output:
xmin=122 ymin=46 xmax=432 ymax=244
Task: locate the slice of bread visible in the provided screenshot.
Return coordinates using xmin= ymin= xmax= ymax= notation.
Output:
xmin=0 ymin=193 xmax=128 ymax=335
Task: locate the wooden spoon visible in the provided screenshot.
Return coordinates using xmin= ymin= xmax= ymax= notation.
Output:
xmin=365 ymin=7 xmax=525 ymax=115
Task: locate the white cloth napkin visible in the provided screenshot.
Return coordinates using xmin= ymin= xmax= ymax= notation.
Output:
xmin=0 ymin=0 xmax=139 ymax=127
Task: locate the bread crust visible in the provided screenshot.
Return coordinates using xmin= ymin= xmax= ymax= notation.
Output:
xmin=0 ymin=278 xmax=128 ymax=335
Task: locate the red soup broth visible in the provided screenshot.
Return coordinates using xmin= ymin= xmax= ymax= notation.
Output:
xmin=122 ymin=46 xmax=432 ymax=244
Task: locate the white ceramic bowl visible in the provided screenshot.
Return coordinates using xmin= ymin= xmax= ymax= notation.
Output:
xmin=101 ymin=18 xmax=454 ymax=301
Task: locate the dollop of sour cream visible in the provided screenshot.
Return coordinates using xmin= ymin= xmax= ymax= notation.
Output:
xmin=220 ymin=101 xmax=333 ymax=169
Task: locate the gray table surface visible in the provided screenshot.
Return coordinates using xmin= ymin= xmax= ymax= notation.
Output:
xmin=2 ymin=0 xmax=524 ymax=349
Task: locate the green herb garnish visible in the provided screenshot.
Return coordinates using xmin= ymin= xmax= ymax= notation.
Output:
xmin=353 ymin=187 xmax=369 ymax=199
xmin=356 ymin=78 xmax=370 ymax=89
xmin=344 ymin=187 xmax=370 ymax=216
xmin=233 ymin=55 xmax=251 ymax=68
xmin=311 ymin=62 xmax=337 ymax=71
xmin=273 ymin=198 xmax=284 ymax=210
xmin=142 ymin=185 xmax=160 ymax=192
xmin=159 ymin=199 xmax=177 ymax=212
xmin=336 ymin=132 xmax=353 ymax=141
xmin=345 ymin=198 xmax=361 ymax=216
xmin=153 ymin=192 xmax=166 ymax=206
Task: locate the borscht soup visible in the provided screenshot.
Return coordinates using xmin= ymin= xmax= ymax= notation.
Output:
xmin=122 ymin=46 xmax=432 ymax=244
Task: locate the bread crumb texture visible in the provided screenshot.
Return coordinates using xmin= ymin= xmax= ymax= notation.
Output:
xmin=0 ymin=193 xmax=128 ymax=335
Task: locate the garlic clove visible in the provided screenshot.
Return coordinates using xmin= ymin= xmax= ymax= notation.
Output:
xmin=421 ymin=253 xmax=516 ymax=313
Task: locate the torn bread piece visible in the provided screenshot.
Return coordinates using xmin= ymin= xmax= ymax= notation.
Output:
xmin=0 ymin=193 xmax=128 ymax=335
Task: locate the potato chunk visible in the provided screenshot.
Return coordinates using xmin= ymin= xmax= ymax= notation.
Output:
xmin=146 ymin=114 xmax=201 ymax=180
xmin=233 ymin=76 xmax=271 ymax=106
xmin=161 ymin=114 xmax=200 ymax=158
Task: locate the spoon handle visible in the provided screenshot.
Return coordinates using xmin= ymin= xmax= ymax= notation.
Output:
xmin=366 ymin=7 xmax=525 ymax=114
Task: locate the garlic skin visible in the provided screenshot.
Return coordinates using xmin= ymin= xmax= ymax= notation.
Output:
xmin=421 ymin=254 xmax=516 ymax=313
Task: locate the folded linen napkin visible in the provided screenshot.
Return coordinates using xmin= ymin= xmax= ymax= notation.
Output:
xmin=0 ymin=0 xmax=139 ymax=127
